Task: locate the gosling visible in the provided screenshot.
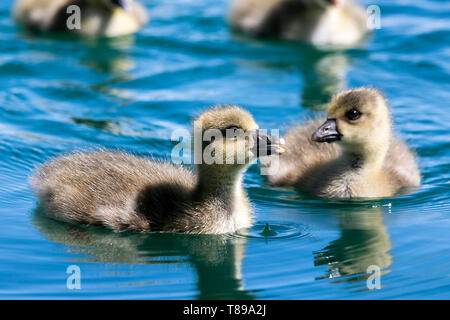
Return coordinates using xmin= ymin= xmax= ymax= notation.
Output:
xmin=229 ymin=0 xmax=368 ymax=46
xmin=267 ymin=88 xmax=421 ymax=198
xmin=13 ymin=0 xmax=148 ymax=37
xmin=30 ymin=106 xmax=285 ymax=234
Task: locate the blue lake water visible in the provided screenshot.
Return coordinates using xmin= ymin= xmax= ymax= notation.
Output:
xmin=0 ymin=0 xmax=449 ymax=299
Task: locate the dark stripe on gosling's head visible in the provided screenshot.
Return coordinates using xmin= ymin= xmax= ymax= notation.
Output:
xmin=110 ymin=0 xmax=129 ymax=10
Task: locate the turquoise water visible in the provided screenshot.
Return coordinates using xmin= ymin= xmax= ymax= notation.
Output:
xmin=0 ymin=0 xmax=449 ymax=299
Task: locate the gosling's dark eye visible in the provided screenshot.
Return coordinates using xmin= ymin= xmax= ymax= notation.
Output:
xmin=346 ymin=109 xmax=361 ymax=121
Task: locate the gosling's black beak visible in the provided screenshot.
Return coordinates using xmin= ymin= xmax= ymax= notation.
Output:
xmin=252 ymin=130 xmax=286 ymax=157
xmin=111 ymin=0 xmax=129 ymax=10
xmin=311 ymin=119 xmax=342 ymax=143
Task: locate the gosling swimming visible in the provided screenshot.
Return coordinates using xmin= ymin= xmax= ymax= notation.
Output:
xmin=30 ymin=106 xmax=285 ymax=234
xmin=13 ymin=0 xmax=148 ymax=37
xmin=229 ymin=0 xmax=368 ymax=46
xmin=267 ymin=88 xmax=421 ymax=198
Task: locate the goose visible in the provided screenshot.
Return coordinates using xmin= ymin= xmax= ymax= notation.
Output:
xmin=267 ymin=88 xmax=421 ymax=198
xmin=30 ymin=106 xmax=285 ymax=234
xmin=229 ymin=0 xmax=369 ymax=46
xmin=13 ymin=0 xmax=148 ymax=37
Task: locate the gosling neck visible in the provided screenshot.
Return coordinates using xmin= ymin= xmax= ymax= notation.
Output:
xmin=195 ymin=164 xmax=247 ymax=206
xmin=341 ymin=139 xmax=390 ymax=173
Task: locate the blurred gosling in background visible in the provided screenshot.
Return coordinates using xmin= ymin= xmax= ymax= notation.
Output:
xmin=229 ymin=0 xmax=368 ymax=46
xmin=267 ymin=88 xmax=421 ymax=198
xmin=30 ymin=106 xmax=285 ymax=234
xmin=13 ymin=0 xmax=148 ymax=37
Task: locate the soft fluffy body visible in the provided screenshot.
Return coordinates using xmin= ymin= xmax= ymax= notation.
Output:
xmin=268 ymin=88 xmax=421 ymax=198
xmin=229 ymin=0 xmax=368 ymax=46
xmin=13 ymin=0 xmax=148 ymax=37
xmin=30 ymin=106 xmax=284 ymax=234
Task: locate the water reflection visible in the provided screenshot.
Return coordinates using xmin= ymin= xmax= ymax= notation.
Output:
xmin=314 ymin=207 xmax=392 ymax=286
xmin=32 ymin=208 xmax=256 ymax=299
xmin=299 ymin=49 xmax=349 ymax=111
xmin=20 ymin=32 xmax=138 ymax=132
xmin=79 ymin=37 xmax=137 ymax=74
xmin=80 ymin=37 xmax=136 ymax=101
xmin=240 ymin=43 xmax=355 ymax=111
xmin=19 ymin=31 xmax=136 ymax=99
xmin=18 ymin=30 xmax=137 ymax=73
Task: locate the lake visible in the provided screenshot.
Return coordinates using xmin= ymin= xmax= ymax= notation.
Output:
xmin=0 ymin=0 xmax=449 ymax=299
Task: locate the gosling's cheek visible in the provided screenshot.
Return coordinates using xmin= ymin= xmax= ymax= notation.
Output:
xmin=336 ymin=119 xmax=346 ymax=130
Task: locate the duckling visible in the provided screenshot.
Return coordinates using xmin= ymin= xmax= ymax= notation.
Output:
xmin=267 ymin=88 xmax=421 ymax=198
xmin=229 ymin=0 xmax=368 ymax=46
xmin=13 ymin=0 xmax=148 ymax=37
xmin=30 ymin=106 xmax=285 ymax=234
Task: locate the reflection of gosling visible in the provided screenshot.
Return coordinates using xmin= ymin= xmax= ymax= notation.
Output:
xmin=268 ymin=88 xmax=421 ymax=198
xmin=32 ymin=209 xmax=255 ymax=298
xmin=13 ymin=0 xmax=149 ymax=37
xmin=30 ymin=106 xmax=285 ymax=234
xmin=315 ymin=208 xmax=392 ymax=279
xmin=229 ymin=0 xmax=368 ymax=46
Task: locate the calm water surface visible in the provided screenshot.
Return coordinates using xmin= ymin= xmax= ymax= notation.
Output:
xmin=0 ymin=0 xmax=449 ymax=299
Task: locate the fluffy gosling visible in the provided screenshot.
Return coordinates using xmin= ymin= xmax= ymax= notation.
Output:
xmin=267 ymin=88 xmax=421 ymax=198
xmin=13 ymin=0 xmax=149 ymax=37
xmin=30 ymin=106 xmax=285 ymax=234
xmin=229 ymin=0 xmax=369 ymax=46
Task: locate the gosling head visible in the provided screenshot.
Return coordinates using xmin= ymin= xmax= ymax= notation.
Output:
xmin=195 ymin=106 xmax=285 ymax=171
xmin=312 ymin=88 xmax=391 ymax=157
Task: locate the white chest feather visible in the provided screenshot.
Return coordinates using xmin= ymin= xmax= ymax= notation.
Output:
xmin=310 ymin=8 xmax=364 ymax=46
xmin=81 ymin=9 xmax=141 ymax=37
